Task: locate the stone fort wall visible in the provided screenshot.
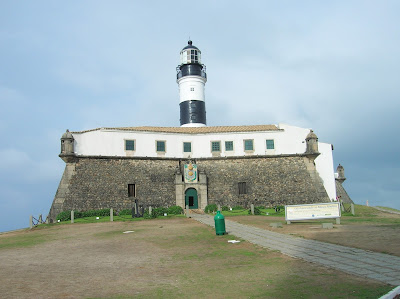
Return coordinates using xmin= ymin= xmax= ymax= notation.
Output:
xmin=49 ymin=155 xmax=330 ymax=221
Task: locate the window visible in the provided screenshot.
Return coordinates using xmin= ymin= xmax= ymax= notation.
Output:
xmin=125 ymin=140 xmax=135 ymax=151
xmin=225 ymin=141 xmax=234 ymax=151
xmin=266 ymin=139 xmax=275 ymax=150
xmin=244 ymin=139 xmax=254 ymax=151
xmin=211 ymin=141 xmax=221 ymax=152
xmin=183 ymin=142 xmax=191 ymax=153
xmin=156 ymin=140 xmax=166 ymax=152
xmin=128 ymin=184 xmax=136 ymax=197
xmin=238 ymin=182 xmax=247 ymax=195
xmin=190 ymin=87 xmax=194 ymax=91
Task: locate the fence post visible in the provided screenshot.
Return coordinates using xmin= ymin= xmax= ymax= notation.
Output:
xmin=185 ymin=205 xmax=190 ymax=218
xmin=110 ymin=208 xmax=113 ymax=222
xmin=149 ymin=206 xmax=152 ymax=216
xmin=351 ymin=203 xmax=355 ymax=215
xmin=29 ymin=215 xmax=33 ymax=229
xmin=251 ymin=204 xmax=255 ymax=215
xmin=340 ymin=200 xmax=344 ymax=212
xmin=71 ymin=210 xmax=74 ymax=223
xmin=217 ymin=204 xmax=221 ymax=212
xmin=38 ymin=214 xmax=42 ymax=224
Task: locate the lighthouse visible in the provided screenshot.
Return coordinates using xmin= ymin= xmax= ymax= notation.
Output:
xmin=177 ymin=40 xmax=207 ymax=127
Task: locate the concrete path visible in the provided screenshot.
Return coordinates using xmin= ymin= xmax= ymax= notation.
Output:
xmin=374 ymin=207 xmax=400 ymax=215
xmin=191 ymin=214 xmax=400 ymax=286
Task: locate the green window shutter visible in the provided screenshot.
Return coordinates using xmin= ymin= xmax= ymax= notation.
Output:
xmin=244 ymin=140 xmax=253 ymax=151
xmin=157 ymin=141 xmax=165 ymax=152
xmin=183 ymin=142 xmax=191 ymax=152
xmin=211 ymin=141 xmax=220 ymax=152
xmin=125 ymin=140 xmax=135 ymax=151
xmin=266 ymin=139 xmax=275 ymax=149
xmin=225 ymin=141 xmax=233 ymax=151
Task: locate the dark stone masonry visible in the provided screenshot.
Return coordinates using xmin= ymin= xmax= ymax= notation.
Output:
xmin=49 ymin=154 xmax=330 ymax=222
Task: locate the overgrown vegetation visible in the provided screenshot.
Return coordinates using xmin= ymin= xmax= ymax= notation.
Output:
xmin=204 ymin=204 xmax=218 ymax=213
xmin=56 ymin=206 xmax=183 ymax=222
xmin=56 ymin=209 xmax=116 ymax=221
xmin=248 ymin=206 xmax=262 ymax=215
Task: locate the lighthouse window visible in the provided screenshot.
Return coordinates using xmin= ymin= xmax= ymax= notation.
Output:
xmin=190 ymin=87 xmax=194 ymax=91
xmin=244 ymin=139 xmax=254 ymax=151
xmin=183 ymin=142 xmax=192 ymax=153
xmin=156 ymin=141 xmax=166 ymax=152
xmin=125 ymin=140 xmax=135 ymax=151
xmin=225 ymin=141 xmax=234 ymax=151
xmin=211 ymin=141 xmax=221 ymax=152
xmin=266 ymin=139 xmax=275 ymax=149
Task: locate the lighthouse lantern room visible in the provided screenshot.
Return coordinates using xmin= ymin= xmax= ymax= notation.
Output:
xmin=177 ymin=40 xmax=207 ymax=127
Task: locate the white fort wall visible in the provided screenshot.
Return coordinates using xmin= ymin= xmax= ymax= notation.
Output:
xmin=73 ymin=124 xmax=311 ymax=158
xmin=315 ymin=143 xmax=337 ymax=201
xmin=71 ymin=124 xmax=336 ymax=201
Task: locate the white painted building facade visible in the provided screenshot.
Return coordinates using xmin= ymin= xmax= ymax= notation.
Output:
xmin=71 ymin=123 xmax=337 ymax=202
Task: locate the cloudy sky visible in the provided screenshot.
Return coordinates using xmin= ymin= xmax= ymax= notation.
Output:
xmin=1 ymin=1 xmax=399 ymax=232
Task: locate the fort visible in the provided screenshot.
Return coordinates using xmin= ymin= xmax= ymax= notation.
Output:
xmin=49 ymin=41 xmax=351 ymax=222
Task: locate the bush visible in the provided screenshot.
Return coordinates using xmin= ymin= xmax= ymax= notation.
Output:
xmin=56 ymin=211 xmax=71 ymax=221
xmin=204 ymin=204 xmax=218 ymax=213
xmin=232 ymin=206 xmax=244 ymax=210
xmin=119 ymin=209 xmax=132 ymax=216
xmin=56 ymin=208 xmax=117 ymax=221
xmin=81 ymin=209 xmax=115 ymax=217
xmin=153 ymin=207 xmax=168 ymax=217
xmin=248 ymin=207 xmax=262 ymax=215
xmin=167 ymin=205 xmax=183 ymax=215
xmin=143 ymin=209 xmax=155 ymax=219
xmin=221 ymin=206 xmax=229 ymax=211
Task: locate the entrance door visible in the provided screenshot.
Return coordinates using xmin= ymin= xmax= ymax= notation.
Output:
xmin=185 ymin=188 xmax=198 ymax=209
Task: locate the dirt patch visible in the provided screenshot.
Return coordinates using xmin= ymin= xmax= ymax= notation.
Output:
xmin=0 ymin=218 xmax=393 ymax=298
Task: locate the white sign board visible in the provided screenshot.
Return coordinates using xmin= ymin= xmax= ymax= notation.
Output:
xmin=285 ymin=202 xmax=341 ymax=221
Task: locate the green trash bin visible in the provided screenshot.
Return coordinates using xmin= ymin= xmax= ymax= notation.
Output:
xmin=214 ymin=210 xmax=226 ymax=235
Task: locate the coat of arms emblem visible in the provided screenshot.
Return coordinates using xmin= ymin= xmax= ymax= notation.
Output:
xmin=184 ymin=162 xmax=197 ymax=183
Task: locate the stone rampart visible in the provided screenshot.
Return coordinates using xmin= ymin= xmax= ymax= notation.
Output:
xmin=49 ymin=155 xmax=330 ymax=221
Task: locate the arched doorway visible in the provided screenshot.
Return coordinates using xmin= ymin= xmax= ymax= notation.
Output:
xmin=185 ymin=188 xmax=198 ymax=209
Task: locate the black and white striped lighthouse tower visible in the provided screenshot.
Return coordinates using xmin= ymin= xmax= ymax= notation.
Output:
xmin=176 ymin=40 xmax=207 ymax=127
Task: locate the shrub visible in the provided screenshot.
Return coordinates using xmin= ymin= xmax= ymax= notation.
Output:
xmin=56 ymin=211 xmax=71 ymax=221
xmin=57 ymin=208 xmax=117 ymax=221
xmin=222 ymin=206 xmax=229 ymax=211
xmin=119 ymin=209 xmax=132 ymax=216
xmin=143 ymin=209 xmax=155 ymax=219
xmin=153 ymin=207 xmax=168 ymax=217
xmin=167 ymin=205 xmax=183 ymax=215
xmin=248 ymin=207 xmax=262 ymax=215
xmin=205 ymin=204 xmax=218 ymax=213
xmin=232 ymin=206 xmax=244 ymax=210
xmin=204 ymin=204 xmax=218 ymax=213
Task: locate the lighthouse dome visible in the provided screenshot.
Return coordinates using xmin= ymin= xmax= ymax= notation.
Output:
xmin=180 ymin=40 xmax=202 ymax=65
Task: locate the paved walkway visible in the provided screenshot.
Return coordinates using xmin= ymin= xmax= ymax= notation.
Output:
xmin=191 ymin=214 xmax=400 ymax=286
xmin=374 ymin=207 xmax=400 ymax=215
